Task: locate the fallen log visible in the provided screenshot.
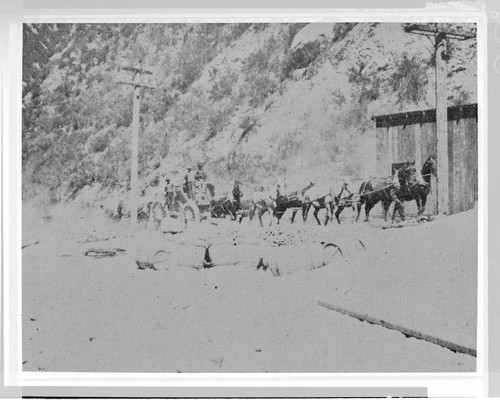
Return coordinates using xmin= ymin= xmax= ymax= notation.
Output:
xmin=317 ymin=301 xmax=476 ymax=358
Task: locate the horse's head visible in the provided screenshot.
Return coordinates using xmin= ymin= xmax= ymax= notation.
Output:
xmin=422 ymin=155 xmax=437 ymax=178
xmin=301 ymin=181 xmax=314 ymax=196
xmin=276 ymin=183 xmax=282 ymax=197
xmin=398 ymin=162 xmax=419 ymax=188
xmin=392 ymin=166 xmax=403 ymax=188
xmin=335 ymin=180 xmax=352 ymax=202
xmin=342 ymin=180 xmax=353 ymax=196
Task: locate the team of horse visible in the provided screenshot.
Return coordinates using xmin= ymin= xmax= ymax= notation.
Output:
xmin=233 ymin=155 xmax=437 ymax=227
xmin=105 ymin=155 xmax=437 ymax=228
xmin=355 ymin=155 xmax=437 ymax=223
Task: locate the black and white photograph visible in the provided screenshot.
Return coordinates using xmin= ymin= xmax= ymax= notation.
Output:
xmin=21 ymin=21 xmax=479 ymax=374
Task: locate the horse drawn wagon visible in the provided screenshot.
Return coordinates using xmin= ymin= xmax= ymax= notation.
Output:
xmin=149 ymin=175 xmax=237 ymax=230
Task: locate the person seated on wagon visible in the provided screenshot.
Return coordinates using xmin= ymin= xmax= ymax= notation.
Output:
xmin=194 ymin=162 xmax=207 ymax=181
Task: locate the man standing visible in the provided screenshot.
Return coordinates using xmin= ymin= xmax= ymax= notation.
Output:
xmin=165 ymin=177 xmax=174 ymax=209
xmin=232 ymin=180 xmax=243 ymax=211
xmin=185 ymin=167 xmax=197 ymax=200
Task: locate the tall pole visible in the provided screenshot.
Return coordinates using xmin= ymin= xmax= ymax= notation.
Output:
xmin=131 ymin=83 xmax=140 ymax=230
xmin=435 ymin=33 xmax=449 ymax=214
xmin=404 ymin=23 xmax=475 ymax=215
xmin=119 ymin=64 xmax=154 ymax=231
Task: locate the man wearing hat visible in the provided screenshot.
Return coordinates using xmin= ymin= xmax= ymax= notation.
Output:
xmin=232 ymin=180 xmax=243 ymax=211
xmin=184 ymin=168 xmax=192 ymax=199
xmin=165 ymin=177 xmax=174 ymax=209
xmin=194 ymin=162 xmax=207 ymax=181
xmin=185 ymin=167 xmax=198 ymax=200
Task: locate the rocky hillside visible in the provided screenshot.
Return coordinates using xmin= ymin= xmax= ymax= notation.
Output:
xmin=22 ymin=22 xmax=477 ymax=204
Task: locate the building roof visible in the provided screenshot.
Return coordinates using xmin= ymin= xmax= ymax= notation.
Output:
xmin=373 ymin=103 xmax=477 ymax=128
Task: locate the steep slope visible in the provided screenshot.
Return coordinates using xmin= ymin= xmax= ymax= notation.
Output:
xmin=21 ymin=22 xmax=477 ymax=203
xmin=176 ymin=22 xmax=477 ymax=190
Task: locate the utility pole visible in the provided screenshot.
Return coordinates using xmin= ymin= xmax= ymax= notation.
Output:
xmin=119 ymin=62 xmax=155 ymax=230
xmin=404 ymin=23 xmax=475 ymax=214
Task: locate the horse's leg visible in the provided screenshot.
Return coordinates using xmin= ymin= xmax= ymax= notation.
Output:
xmin=249 ymin=206 xmax=255 ymax=224
xmin=335 ymin=205 xmax=343 ymax=225
xmin=391 ymin=195 xmax=405 ymax=222
xmin=415 ymin=197 xmax=422 ymax=217
xmin=420 ymin=194 xmax=428 ymax=216
xmin=381 ymin=200 xmax=390 ymax=221
xmin=329 ymin=202 xmax=335 ymax=223
xmin=388 ymin=190 xmax=399 ymax=222
xmin=399 ymin=202 xmax=405 ymax=221
xmin=313 ymin=206 xmax=321 ymax=225
xmin=302 ymin=204 xmax=310 ymax=223
xmin=356 ymin=200 xmax=363 ymax=222
xmin=365 ymin=201 xmax=375 ymax=222
xmin=291 ymin=209 xmax=297 ymax=224
xmin=391 ymin=202 xmax=398 ymax=222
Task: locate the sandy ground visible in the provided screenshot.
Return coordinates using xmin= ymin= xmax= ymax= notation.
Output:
xmin=22 ymin=203 xmax=477 ymax=373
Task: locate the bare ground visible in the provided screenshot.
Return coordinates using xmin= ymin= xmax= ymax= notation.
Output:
xmin=22 ymin=203 xmax=477 ymax=373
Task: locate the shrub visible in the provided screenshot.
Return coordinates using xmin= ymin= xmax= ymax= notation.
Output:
xmin=391 ymin=53 xmax=429 ymax=107
xmin=207 ymin=102 xmax=235 ymax=140
xmin=243 ymin=75 xmax=276 ymax=107
xmin=347 ymin=61 xmax=382 ymax=104
xmin=209 ymin=66 xmax=239 ymax=102
xmin=87 ymin=127 xmax=112 ymax=153
xmin=211 ymin=149 xmax=285 ymax=184
xmin=281 ymin=41 xmax=322 ymax=80
xmin=277 ymin=130 xmax=303 ymax=160
xmin=240 ymin=38 xmax=284 ymax=107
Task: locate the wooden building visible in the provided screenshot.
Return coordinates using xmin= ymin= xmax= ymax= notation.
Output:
xmin=373 ymin=103 xmax=478 ymax=215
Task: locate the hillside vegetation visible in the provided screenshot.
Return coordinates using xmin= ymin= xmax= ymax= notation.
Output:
xmin=22 ymin=22 xmax=477 ymax=205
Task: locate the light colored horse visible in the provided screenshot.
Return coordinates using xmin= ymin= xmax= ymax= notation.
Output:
xmin=302 ymin=185 xmax=335 ymax=225
xmin=249 ymin=188 xmax=276 ymax=227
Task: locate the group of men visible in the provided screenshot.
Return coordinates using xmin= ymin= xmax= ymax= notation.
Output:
xmin=145 ymin=163 xmax=207 ymax=210
xmin=184 ymin=162 xmax=207 ymax=200
xmin=149 ymin=162 xmax=246 ymax=215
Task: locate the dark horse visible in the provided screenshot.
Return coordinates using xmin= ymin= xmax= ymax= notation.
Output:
xmin=274 ymin=181 xmax=314 ymax=224
xmin=333 ymin=181 xmax=359 ymax=224
xmin=207 ymin=183 xmax=239 ymax=220
xmin=392 ymin=155 xmax=437 ymax=220
xmin=356 ymin=163 xmax=416 ymax=222
xmin=210 ymin=197 xmax=238 ymax=220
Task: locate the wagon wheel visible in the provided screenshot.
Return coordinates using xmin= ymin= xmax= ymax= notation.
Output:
xmin=150 ymin=201 xmax=166 ymax=231
xmin=208 ymin=199 xmax=225 ymax=219
xmin=182 ymin=202 xmax=200 ymax=225
xmin=169 ymin=198 xmax=183 ymax=218
xmin=210 ymin=204 xmax=224 ymax=219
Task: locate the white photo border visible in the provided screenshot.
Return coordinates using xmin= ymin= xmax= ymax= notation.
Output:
xmin=1 ymin=3 xmax=488 ymax=398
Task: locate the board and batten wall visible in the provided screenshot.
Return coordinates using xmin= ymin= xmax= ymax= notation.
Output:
xmin=373 ymin=104 xmax=478 ymax=215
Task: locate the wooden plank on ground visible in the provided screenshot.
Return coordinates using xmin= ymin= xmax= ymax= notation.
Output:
xmin=317 ymin=301 xmax=477 ymax=358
